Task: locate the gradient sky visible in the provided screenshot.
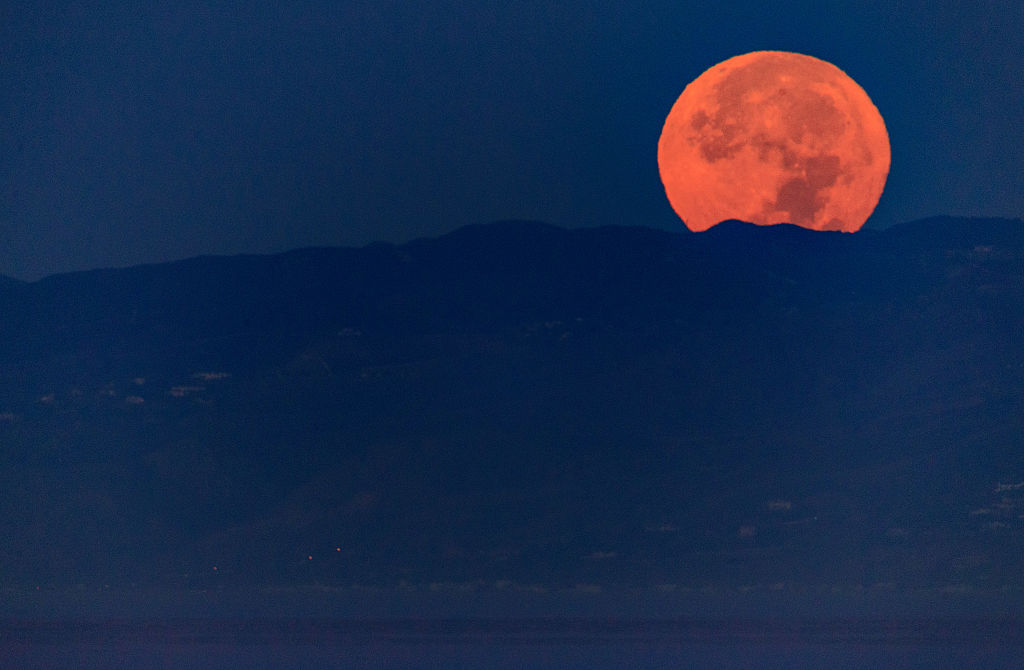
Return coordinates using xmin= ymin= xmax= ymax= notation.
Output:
xmin=2 ymin=0 xmax=1021 ymax=279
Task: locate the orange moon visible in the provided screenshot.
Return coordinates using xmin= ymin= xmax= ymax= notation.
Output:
xmin=657 ymin=51 xmax=890 ymax=232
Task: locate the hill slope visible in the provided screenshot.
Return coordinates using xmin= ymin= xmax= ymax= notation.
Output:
xmin=2 ymin=217 xmax=1024 ymax=615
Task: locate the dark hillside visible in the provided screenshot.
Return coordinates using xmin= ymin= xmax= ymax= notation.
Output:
xmin=1 ymin=217 xmax=1023 ymax=615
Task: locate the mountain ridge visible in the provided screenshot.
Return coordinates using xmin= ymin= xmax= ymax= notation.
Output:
xmin=7 ymin=215 xmax=1023 ymax=287
xmin=1 ymin=216 xmax=1024 ymax=617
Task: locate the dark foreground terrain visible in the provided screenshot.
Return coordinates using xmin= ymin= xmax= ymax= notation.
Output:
xmin=3 ymin=617 xmax=1023 ymax=670
xmin=1 ymin=217 xmax=1023 ymax=618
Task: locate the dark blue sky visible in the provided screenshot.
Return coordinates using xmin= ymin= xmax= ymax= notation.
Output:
xmin=2 ymin=0 xmax=1021 ymax=279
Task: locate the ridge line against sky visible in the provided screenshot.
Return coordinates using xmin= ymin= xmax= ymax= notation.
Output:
xmin=3 ymin=214 xmax=1021 ymax=286
xmin=2 ymin=0 xmax=1022 ymax=280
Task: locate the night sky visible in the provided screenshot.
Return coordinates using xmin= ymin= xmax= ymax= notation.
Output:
xmin=2 ymin=1 xmax=1021 ymax=280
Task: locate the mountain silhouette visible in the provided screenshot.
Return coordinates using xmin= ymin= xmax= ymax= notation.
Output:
xmin=2 ymin=217 xmax=1023 ymax=616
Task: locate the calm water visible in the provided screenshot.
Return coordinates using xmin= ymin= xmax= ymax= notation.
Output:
xmin=3 ymin=618 xmax=1022 ymax=669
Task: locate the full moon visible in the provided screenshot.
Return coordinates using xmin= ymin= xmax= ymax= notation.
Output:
xmin=658 ymin=51 xmax=890 ymax=232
